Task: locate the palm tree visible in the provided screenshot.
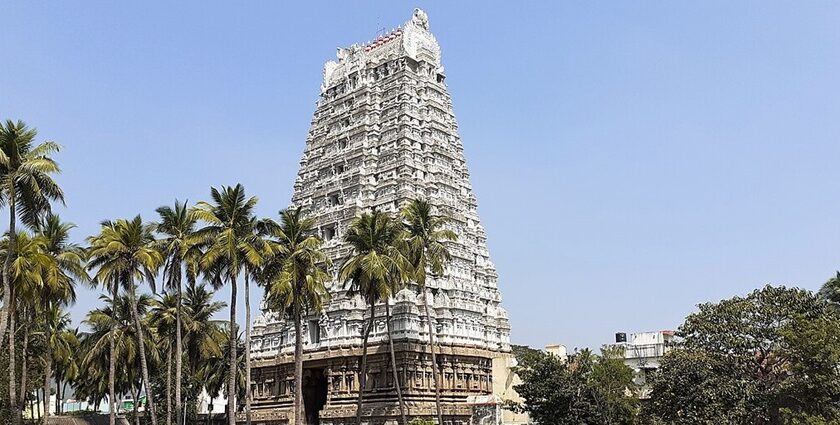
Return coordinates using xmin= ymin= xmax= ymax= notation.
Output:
xmin=53 ymin=327 xmax=81 ymax=415
xmin=1 ymin=231 xmax=55 ymax=425
xmin=155 ymin=200 xmax=202 ymax=425
xmin=38 ymin=213 xmax=87 ymax=423
xmin=339 ymin=210 xmax=411 ymax=425
xmin=197 ymin=348 xmax=227 ymax=425
xmin=241 ymin=216 xmax=270 ymax=425
xmin=87 ymin=216 xmax=163 ymax=425
xmin=182 ymin=282 xmax=226 ymax=414
xmin=0 ymin=120 xmax=64 ymax=352
xmin=42 ymin=305 xmax=73 ymax=421
xmin=150 ymin=292 xmax=179 ymax=425
xmin=82 ymin=291 xmax=157 ymax=421
xmin=259 ymin=207 xmax=331 ymax=425
xmin=401 ymin=199 xmax=456 ymax=425
xmin=193 ymin=184 xmax=260 ymax=425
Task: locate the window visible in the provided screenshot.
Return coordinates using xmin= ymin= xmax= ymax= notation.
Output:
xmin=328 ymin=192 xmax=342 ymax=206
xmin=309 ymin=320 xmax=321 ymax=344
xmin=333 ymin=164 xmax=345 ymax=175
xmin=323 ymin=225 xmax=336 ymax=241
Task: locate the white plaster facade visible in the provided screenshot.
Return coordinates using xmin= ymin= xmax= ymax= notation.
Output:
xmin=251 ymin=8 xmax=511 ymax=362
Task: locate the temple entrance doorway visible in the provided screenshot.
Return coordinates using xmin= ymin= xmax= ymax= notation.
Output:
xmin=302 ymin=368 xmax=328 ymax=425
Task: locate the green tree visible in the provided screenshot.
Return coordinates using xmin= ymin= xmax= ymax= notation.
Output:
xmin=38 ymin=213 xmax=87 ymax=423
xmin=193 ymin=184 xmax=260 ymax=425
xmin=401 ymin=199 xmax=456 ymax=425
xmin=1 ymin=232 xmax=56 ymax=424
xmin=53 ymin=327 xmax=81 ymax=415
xmin=182 ymin=282 xmax=225 ymax=417
xmin=340 ymin=210 xmax=411 ymax=425
xmin=87 ymin=216 xmax=163 ymax=425
xmin=510 ymin=348 xmax=638 ymax=425
xmin=818 ymin=271 xmax=840 ymax=312
xmin=155 ymin=200 xmax=202 ymax=425
xmin=0 ymin=120 xmax=64 ymax=352
xmin=80 ymin=291 xmax=158 ymax=420
xmin=645 ymin=349 xmax=739 ymax=424
xmin=259 ymin=207 xmax=331 ymax=425
xmin=647 ymin=285 xmax=840 ymax=424
xmin=150 ymin=292 xmax=179 ymax=425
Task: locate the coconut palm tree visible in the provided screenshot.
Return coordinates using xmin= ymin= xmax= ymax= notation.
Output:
xmin=150 ymin=292 xmax=179 ymax=425
xmin=0 ymin=120 xmax=65 ymax=351
xmin=38 ymin=213 xmax=87 ymax=423
xmin=42 ymin=305 xmax=73 ymax=421
xmin=193 ymin=184 xmax=260 ymax=425
xmin=53 ymin=327 xmax=81 ymax=415
xmin=258 ymin=207 xmax=331 ymax=425
xmin=182 ymin=282 xmax=226 ymax=414
xmin=401 ymin=199 xmax=456 ymax=424
xmin=339 ymin=210 xmax=411 ymax=425
xmin=87 ymin=216 xmax=163 ymax=425
xmin=241 ymin=216 xmax=270 ymax=425
xmin=196 ymin=349 xmax=227 ymax=425
xmin=82 ymin=291 xmax=157 ymax=420
xmin=1 ymin=231 xmax=55 ymax=425
xmin=155 ymin=200 xmax=202 ymax=425
xmin=195 ymin=326 xmax=245 ymax=424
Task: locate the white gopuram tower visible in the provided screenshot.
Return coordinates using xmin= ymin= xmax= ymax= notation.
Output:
xmin=250 ymin=9 xmax=512 ymax=425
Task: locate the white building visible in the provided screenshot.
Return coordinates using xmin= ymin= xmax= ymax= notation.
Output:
xmin=611 ymin=330 xmax=675 ymax=398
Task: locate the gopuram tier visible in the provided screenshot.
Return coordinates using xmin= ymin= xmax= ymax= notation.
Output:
xmin=250 ymin=9 xmax=513 ymax=425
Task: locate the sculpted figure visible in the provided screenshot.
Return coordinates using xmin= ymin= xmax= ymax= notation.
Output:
xmin=412 ymin=8 xmax=429 ymax=30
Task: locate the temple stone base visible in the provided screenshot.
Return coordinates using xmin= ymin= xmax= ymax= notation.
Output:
xmin=250 ymin=343 xmax=511 ymax=425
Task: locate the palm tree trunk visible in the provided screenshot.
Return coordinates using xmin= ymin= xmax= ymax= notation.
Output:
xmin=57 ymin=378 xmax=63 ymax=415
xmin=423 ymin=290 xmax=444 ymax=425
xmin=355 ymin=303 xmax=375 ymax=425
xmin=127 ymin=279 xmax=158 ymax=425
xmin=8 ymin=302 xmax=19 ymax=425
xmin=36 ymin=389 xmax=41 ymax=420
xmin=293 ymin=308 xmax=303 ymax=425
xmin=109 ymin=282 xmax=118 ymax=425
xmin=207 ymin=397 xmax=213 ymax=425
xmin=0 ymin=189 xmax=16 ymax=350
xmin=17 ymin=323 xmax=29 ymax=425
xmin=244 ymin=273 xmax=252 ymax=425
xmin=175 ymin=277 xmax=183 ymax=425
xmin=385 ymin=299 xmax=407 ymax=425
xmin=43 ymin=321 xmax=52 ymax=423
xmin=166 ymin=348 xmax=173 ymax=425
xmin=227 ymin=271 xmax=237 ymax=425
xmin=131 ymin=384 xmax=140 ymax=425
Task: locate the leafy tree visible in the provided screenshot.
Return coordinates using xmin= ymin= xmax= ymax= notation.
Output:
xmin=646 ymin=349 xmax=745 ymax=424
xmin=258 ymin=207 xmax=330 ymax=425
xmin=194 ymin=184 xmax=259 ymax=425
xmin=340 ymin=210 xmax=411 ymax=425
xmin=401 ymin=199 xmax=456 ymax=425
xmin=0 ymin=120 xmax=64 ymax=353
xmin=87 ymin=216 xmax=163 ymax=425
xmin=510 ymin=348 xmax=638 ymax=425
xmin=647 ymin=286 xmax=840 ymax=424
xmin=818 ymin=271 xmax=840 ymax=312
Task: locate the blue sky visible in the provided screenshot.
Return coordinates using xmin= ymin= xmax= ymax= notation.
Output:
xmin=2 ymin=2 xmax=839 ymax=350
